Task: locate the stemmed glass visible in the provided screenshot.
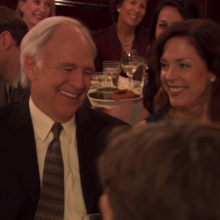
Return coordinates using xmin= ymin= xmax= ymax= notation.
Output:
xmin=121 ymin=49 xmax=138 ymax=88
xmin=91 ymin=72 xmax=105 ymax=88
xmin=132 ymin=56 xmax=145 ymax=88
xmin=102 ymin=61 xmax=121 ymax=87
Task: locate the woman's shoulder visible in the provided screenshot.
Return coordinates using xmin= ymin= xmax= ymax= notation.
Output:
xmin=92 ymin=23 xmax=116 ymax=40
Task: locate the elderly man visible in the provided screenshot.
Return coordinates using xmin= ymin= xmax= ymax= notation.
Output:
xmin=0 ymin=6 xmax=29 ymax=105
xmin=0 ymin=16 xmax=127 ymax=220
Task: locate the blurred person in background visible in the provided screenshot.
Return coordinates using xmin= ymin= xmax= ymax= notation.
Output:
xmin=99 ymin=120 xmax=220 ymax=220
xmin=16 ymin=0 xmax=55 ymax=30
xmin=143 ymin=0 xmax=200 ymax=117
xmin=0 ymin=6 xmax=29 ymax=105
xmin=93 ymin=0 xmax=150 ymax=76
xmin=137 ymin=19 xmax=220 ymax=128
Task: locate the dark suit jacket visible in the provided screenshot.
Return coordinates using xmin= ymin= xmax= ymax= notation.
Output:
xmin=0 ymin=100 xmax=128 ymax=220
xmin=0 ymin=78 xmax=30 ymax=106
xmin=92 ymin=23 xmax=149 ymax=73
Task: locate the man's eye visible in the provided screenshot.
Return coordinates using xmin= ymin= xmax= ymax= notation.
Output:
xmin=45 ymin=2 xmax=50 ymax=7
xmin=180 ymin=63 xmax=189 ymax=68
xmin=63 ymin=68 xmax=72 ymax=72
xmin=84 ymin=71 xmax=92 ymax=76
xmin=140 ymin=5 xmax=146 ymax=9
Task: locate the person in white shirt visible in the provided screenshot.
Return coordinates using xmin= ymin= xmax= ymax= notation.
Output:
xmin=0 ymin=16 xmax=127 ymax=220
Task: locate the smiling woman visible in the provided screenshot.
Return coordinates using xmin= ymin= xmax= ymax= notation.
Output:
xmin=93 ymin=0 xmax=150 ymax=74
xmin=16 ymin=0 xmax=55 ymax=30
xmin=136 ymin=19 xmax=220 ymax=127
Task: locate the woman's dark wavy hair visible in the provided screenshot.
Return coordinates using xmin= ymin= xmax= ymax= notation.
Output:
xmin=144 ymin=0 xmax=200 ymax=113
xmin=110 ymin=0 xmax=152 ymax=22
xmin=148 ymin=0 xmax=200 ymax=54
xmin=143 ymin=19 xmax=220 ymax=122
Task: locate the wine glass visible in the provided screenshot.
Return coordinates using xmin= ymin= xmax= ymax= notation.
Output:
xmin=81 ymin=213 xmax=102 ymax=220
xmin=121 ymin=49 xmax=138 ymax=88
xmin=91 ymin=72 xmax=105 ymax=88
xmin=102 ymin=61 xmax=121 ymax=87
xmin=132 ymin=56 xmax=145 ymax=89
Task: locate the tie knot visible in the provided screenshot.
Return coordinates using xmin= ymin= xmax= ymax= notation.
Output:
xmin=51 ymin=123 xmax=63 ymax=138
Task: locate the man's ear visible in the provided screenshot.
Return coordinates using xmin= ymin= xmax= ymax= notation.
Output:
xmin=20 ymin=0 xmax=25 ymax=12
xmin=24 ymin=55 xmax=38 ymax=81
xmin=0 ymin=31 xmax=12 ymax=50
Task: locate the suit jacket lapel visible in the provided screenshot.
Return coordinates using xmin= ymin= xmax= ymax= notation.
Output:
xmin=0 ymin=79 xmax=7 ymax=105
xmin=14 ymin=80 xmax=25 ymax=102
xmin=76 ymin=108 xmax=100 ymax=214
xmin=4 ymin=100 xmax=40 ymax=207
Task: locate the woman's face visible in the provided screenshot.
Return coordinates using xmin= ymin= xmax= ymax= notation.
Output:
xmin=117 ymin=0 xmax=147 ymax=27
xmin=155 ymin=6 xmax=183 ymax=39
xmin=160 ymin=37 xmax=215 ymax=111
xmin=20 ymin=0 xmax=51 ymax=29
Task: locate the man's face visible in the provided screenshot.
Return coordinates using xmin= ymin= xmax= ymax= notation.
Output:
xmin=26 ymin=25 xmax=95 ymax=122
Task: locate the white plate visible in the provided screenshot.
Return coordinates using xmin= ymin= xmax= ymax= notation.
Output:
xmin=88 ymin=93 xmax=142 ymax=103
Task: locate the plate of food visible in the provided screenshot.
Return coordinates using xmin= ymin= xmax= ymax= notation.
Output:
xmin=88 ymin=87 xmax=142 ymax=103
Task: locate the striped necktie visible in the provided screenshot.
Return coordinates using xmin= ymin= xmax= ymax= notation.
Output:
xmin=35 ymin=123 xmax=64 ymax=220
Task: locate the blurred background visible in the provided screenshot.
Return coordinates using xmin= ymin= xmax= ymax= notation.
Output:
xmin=0 ymin=0 xmax=218 ymax=31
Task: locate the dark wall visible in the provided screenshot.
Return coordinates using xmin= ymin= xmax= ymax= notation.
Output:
xmin=1 ymin=0 xmax=220 ymax=30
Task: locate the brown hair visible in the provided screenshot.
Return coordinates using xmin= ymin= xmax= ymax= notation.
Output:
xmin=143 ymin=19 xmax=220 ymax=122
xmin=99 ymin=120 xmax=220 ymax=220
xmin=16 ymin=0 xmax=56 ymax=18
xmin=0 ymin=6 xmax=28 ymax=47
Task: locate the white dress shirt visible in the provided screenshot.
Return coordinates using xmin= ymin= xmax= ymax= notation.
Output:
xmin=29 ymin=97 xmax=87 ymax=220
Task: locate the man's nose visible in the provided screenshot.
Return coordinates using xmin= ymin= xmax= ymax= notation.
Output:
xmin=68 ymin=70 xmax=85 ymax=90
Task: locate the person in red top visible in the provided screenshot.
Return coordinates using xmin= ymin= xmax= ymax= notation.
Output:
xmin=93 ymin=0 xmax=150 ymax=76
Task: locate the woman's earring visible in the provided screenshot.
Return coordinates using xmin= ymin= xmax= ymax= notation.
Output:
xmin=211 ymin=78 xmax=215 ymax=82
xmin=117 ymin=9 xmax=120 ymax=12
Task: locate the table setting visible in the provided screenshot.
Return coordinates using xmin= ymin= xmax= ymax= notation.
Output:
xmin=88 ymin=49 xmax=147 ymax=125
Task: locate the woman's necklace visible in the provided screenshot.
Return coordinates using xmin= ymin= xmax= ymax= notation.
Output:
xmin=117 ymin=33 xmax=135 ymax=46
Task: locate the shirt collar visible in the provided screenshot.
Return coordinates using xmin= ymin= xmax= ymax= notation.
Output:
xmin=29 ymin=96 xmax=75 ymax=143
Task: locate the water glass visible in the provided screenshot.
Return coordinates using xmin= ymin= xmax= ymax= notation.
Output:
xmin=91 ymin=72 xmax=105 ymax=88
xmin=102 ymin=61 xmax=121 ymax=87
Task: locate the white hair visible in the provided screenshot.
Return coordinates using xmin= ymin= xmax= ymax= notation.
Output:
xmin=20 ymin=16 xmax=97 ymax=88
